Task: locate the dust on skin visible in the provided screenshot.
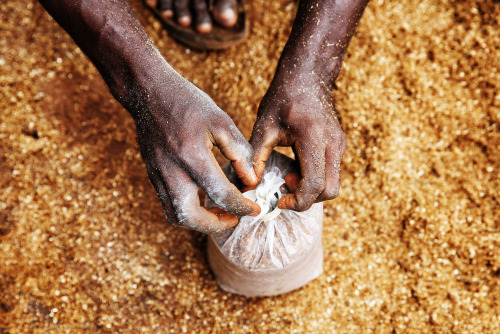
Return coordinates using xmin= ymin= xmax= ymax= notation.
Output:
xmin=0 ymin=0 xmax=499 ymax=333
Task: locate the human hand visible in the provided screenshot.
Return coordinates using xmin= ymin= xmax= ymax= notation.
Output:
xmin=38 ymin=0 xmax=261 ymax=233
xmin=130 ymin=70 xmax=260 ymax=233
xmin=250 ymin=73 xmax=347 ymax=212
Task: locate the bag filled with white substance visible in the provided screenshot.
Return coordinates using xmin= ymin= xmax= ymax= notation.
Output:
xmin=206 ymin=151 xmax=323 ymax=297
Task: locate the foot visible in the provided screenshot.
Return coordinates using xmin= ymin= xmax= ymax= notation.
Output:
xmin=145 ymin=0 xmax=238 ymax=34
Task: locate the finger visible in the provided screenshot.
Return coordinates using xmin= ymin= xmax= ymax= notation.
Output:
xmin=207 ymin=208 xmax=242 ymax=224
xmin=174 ymin=0 xmax=191 ymax=26
xmin=278 ymin=141 xmax=326 ymax=211
xmin=284 ymin=173 xmax=300 ymax=193
xmin=208 ymin=206 xmax=259 ymax=217
xmin=145 ymin=167 xmax=180 ymax=226
xmin=159 ymin=0 xmax=173 ymax=18
xmin=241 ymin=184 xmax=257 ymax=192
xmin=212 ymin=120 xmax=258 ymax=186
xmin=177 ymin=145 xmax=261 ymax=217
xmin=206 ymin=208 xmax=239 ymax=230
xmin=161 ymin=162 xmax=240 ymax=233
xmin=207 ymin=207 xmax=225 ymax=215
xmin=317 ymin=133 xmax=347 ymax=202
xmin=249 ymin=117 xmax=280 ymax=182
xmin=207 ymin=207 xmax=238 ymax=221
xmin=193 ymin=0 xmax=212 ymax=34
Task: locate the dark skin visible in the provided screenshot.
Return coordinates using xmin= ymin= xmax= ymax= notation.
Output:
xmin=144 ymin=0 xmax=239 ymax=34
xmin=37 ymin=0 xmax=369 ymax=233
xmin=252 ymin=0 xmax=369 ymax=211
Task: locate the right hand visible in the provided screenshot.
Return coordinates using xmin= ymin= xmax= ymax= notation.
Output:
xmin=249 ymin=69 xmax=347 ymax=212
xmin=129 ymin=70 xmax=260 ymax=234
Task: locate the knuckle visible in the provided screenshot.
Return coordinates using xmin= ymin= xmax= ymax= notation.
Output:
xmin=162 ymin=207 xmax=180 ymax=226
xmin=306 ymin=177 xmax=325 ymax=195
xmin=213 ymin=191 xmax=238 ymax=211
xmin=175 ymin=140 xmax=206 ymax=167
xmin=322 ymin=186 xmax=340 ymax=200
xmin=166 ymin=197 xmax=192 ymax=228
xmin=177 ymin=143 xmax=195 ymax=161
xmin=183 ymin=216 xmax=205 ymax=232
xmin=212 ymin=189 xmax=250 ymax=216
xmin=257 ymin=115 xmax=278 ymax=133
xmin=295 ymin=197 xmax=314 ymax=212
xmin=210 ymin=111 xmax=232 ymax=127
xmin=182 ymin=208 xmax=219 ymax=234
xmin=173 ymin=210 xmax=189 ymax=228
xmin=330 ymin=129 xmax=345 ymax=144
xmin=310 ymin=120 xmax=326 ymax=134
xmin=220 ymin=133 xmax=252 ymax=160
xmin=164 ymin=134 xmax=183 ymax=156
xmin=294 ymin=177 xmax=324 ymax=211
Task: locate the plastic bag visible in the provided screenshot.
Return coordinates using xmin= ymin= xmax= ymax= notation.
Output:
xmin=206 ymin=151 xmax=323 ymax=297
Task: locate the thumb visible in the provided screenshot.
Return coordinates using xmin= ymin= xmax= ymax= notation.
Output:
xmin=249 ymin=117 xmax=280 ymax=182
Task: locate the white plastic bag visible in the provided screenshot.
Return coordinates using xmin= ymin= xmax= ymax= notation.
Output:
xmin=206 ymin=151 xmax=323 ymax=297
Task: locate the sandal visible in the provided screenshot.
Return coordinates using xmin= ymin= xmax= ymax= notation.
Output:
xmin=147 ymin=0 xmax=248 ymax=50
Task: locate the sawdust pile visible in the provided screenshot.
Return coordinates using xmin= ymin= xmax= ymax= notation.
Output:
xmin=0 ymin=0 xmax=498 ymax=333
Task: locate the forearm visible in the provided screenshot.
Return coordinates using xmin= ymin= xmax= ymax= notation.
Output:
xmin=38 ymin=0 xmax=174 ymax=113
xmin=276 ymin=0 xmax=369 ymax=86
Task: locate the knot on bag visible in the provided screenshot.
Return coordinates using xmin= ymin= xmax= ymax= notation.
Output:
xmin=242 ymin=167 xmax=284 ymax=221
xmin=219 ymin=165 xmax=319 ymax=270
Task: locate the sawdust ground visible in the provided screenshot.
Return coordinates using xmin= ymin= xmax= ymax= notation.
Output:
xmin=0 ymin=0 xmax=499 ymax=333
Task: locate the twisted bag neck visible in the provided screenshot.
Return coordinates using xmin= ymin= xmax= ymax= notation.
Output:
xmin=243 ymin=167 xmax=284 ymax=222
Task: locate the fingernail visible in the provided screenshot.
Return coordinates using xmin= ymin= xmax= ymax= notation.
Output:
xmin=207 ymin=207 xmax=225 ymax=215
xmin=247 ymin=201 xmax=261 ymax=216
xmin=278 ymin=194 xmax=295 ymax=210
xmin=249 ymin=210 xmax=260 ymax=217
xmin=242 ymin=184 xmax=257 ymax=192
xmin=285 ymin=173 xmax=300 ymax=193
xmin=249 ymin=168 xmax=258 ymax=185
xmin=217 ymin=212 xmax=238 ymax=226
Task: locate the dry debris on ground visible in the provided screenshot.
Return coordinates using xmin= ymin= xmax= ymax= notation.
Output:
xmin=0 ymin=0 xmax=498 ymax=333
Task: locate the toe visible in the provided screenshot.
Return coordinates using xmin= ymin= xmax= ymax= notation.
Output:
xmin=159 ymin=0 xmax=173 ymax=18
xmin=162 ymin=10 xmax=174 ymax=19
xmin=146 ymin=0 xmax=157 ymax=9
xmin=193 ymin=0 xmax=212 ymax=34
xmin=213 ymin=0 xmax=238 ymax=28
xmin=174 ymin=0 xmax=191 ymax=26
xmin=217 ymin=8 xmax=237 ymax=27
xmin=178 ymin=15 xmax=192 ymax=26
xmin=197 ymin=22 xmax=212 ymax=34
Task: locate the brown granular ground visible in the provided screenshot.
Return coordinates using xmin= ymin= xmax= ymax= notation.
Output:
xmin=0 ymin=0 xmax=498 ymax=332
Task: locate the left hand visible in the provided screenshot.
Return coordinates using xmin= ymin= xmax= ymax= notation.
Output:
xmin=250 ymin=73 xmax=347 ymax=211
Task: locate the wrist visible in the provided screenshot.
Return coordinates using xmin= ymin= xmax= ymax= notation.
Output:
xmin=104 ymin=45 xmax=176 ymax=118
xmin=272 ymin=0 xmax=369 ymax=87
xmin=273 ymin=45 xmax=343 ymax=88
xmin=86 ymin=16 xmax=175 ymax=113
